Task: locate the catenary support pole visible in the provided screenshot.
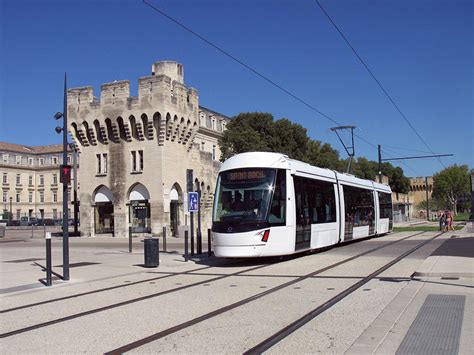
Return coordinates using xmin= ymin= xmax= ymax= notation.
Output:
xmin=62 ymin=73 xmax=70 ymax=281
xmin=378 ymin=144 xmax=382 ymax=183
xmin=425 ymin=176 xmax=429 ymax=221
xmin=197 ymin=189 xmax=202 ymax=254
xmin=73 ymin=146 xmax=79 ymax=234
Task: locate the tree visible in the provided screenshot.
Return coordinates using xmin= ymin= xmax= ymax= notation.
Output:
xmin=432 ymin=165 xmax=470 ymax=214
xmin=306 ymin=140 xmax=341 ymax=170
xmin=219 ymin=112 xmax=273 ymax=161
xmin=271 ymin=118 xmax=309 ymax=161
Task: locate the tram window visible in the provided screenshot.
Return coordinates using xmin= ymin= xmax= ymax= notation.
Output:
xmin=269 ymin=169 xmax=286 ymax=225
xmin=308 ymin=179 xmax=336 ymax=224
xmin=294 ymin=176 xmax=336 ymax=224
xmin=343 ymin=185 xmax=375 ymax=227
xmin=378 ymin=192 xmax=393 ymax=219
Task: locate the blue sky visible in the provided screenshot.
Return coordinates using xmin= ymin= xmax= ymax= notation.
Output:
xmin=1 ymin=0 xmax=472 ymax=177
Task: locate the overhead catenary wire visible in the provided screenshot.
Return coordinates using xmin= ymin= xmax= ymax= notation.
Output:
xmin=314 ymin=0 xmax=446 ymax=169
xmin=141 ymin=0 xmax=421 ymax=175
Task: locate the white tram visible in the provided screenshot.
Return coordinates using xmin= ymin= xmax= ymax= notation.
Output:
xmin=212 ymin=152 xmax=393 ymax=257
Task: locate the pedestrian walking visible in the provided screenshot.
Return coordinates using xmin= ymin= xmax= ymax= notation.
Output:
xmin=447 ymin=211 xmax=455 ymax=231
xmin=440 ymin=212 xmax=447 ymax=232
xmin=438 ymin=211 xmax=443 ymax=231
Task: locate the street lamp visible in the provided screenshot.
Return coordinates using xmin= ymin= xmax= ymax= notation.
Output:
xmin=54 ymin=73 xmax=70 ymax=281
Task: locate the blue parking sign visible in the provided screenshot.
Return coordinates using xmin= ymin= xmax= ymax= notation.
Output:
xmin=188 ymin=192 xmax=199 ymax=212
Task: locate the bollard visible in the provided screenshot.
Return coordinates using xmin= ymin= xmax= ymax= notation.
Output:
xmin=128 ymin=226 xmax=132 ymax=253
xmin=208 ymin=228 xmax=212 ymax=257
xmin=162 ymin=226 xmax=167 ymax=252
xmin=197 ymin=230 xmax=202 ymax=255
xmin=184 ymin=230 xmax=189 ymax=262
xmin=45 ymin=232 xmax=52 ymax=286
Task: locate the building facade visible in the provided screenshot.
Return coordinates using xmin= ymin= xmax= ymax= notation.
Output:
xmin=408 ymin=176 xmax=433 ymax=218
xmin=68 ymin=60 xmax=229 ymax=237
xmin=0 ymin=142 xmax=75 ymax=223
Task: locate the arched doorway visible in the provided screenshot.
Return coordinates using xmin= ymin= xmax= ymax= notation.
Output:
xmin=128 ymin=183 xmax=151 ymax=233
xmin=170 ymin=183 xmax=182 ymax=237
xmin=94 ymin=186 xmax=114 ymax=234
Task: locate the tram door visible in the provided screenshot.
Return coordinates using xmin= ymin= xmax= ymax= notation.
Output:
xmin=294 ymin=176 xmax=311 ymax=250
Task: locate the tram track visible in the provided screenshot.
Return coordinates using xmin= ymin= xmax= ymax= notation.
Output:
xmin=102 ymin=231 xmax=429 ymax=354
xmin=0 ymin=231 xmax=426 ymax=343
xmin=244 ymin=230 xmax=444 ymax=354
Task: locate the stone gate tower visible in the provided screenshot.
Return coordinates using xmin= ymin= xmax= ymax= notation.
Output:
xmin=68 ymin=60 xmax=228 ymax=237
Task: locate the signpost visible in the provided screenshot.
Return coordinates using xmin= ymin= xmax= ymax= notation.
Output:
xmin=188 ymin=192 xmax=198 ymax=212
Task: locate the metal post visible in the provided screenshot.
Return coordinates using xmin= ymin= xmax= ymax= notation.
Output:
xmin=128 ymin=226 xmax=132 ymax=253
xmin=197 ymin=189 xmax=202 ymax=254
xmin=207 ymin=228 xmax=211 ymax=257
xmin=73 ymin=146 xmax=79 ymax=234
xmin=9 ymin=197 xmax=12 ymax=226
xmin=184 ymin=230 xmax=189 ymax=262
xmin=378 ymin=144 xmax=382 ymax=183
xmin=470 ymin=172 xmax=474 ymax=222
xmin=425 ymin=176 xmax=429 ymax=221
xmin=190 ymin=212 xmax=195 ymax=256
xmin=62 ymin=73 xmax=70 ymax=281
xmin=162 ymin=226 xmax=167 ymax=252
xmin=46 ymin=232 xmax=52 ymax=286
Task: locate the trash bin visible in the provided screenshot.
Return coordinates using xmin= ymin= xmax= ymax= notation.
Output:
xmin=0 ymin=222 xmax=6 ymax=238
xmin=144 ymin=238 xmax=159 ymax=267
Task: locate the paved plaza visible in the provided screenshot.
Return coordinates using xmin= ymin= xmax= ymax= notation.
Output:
xmin=1 ymin=223 xmax=473 ymax=354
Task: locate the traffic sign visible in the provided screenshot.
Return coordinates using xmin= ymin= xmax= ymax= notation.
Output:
xmin=188 ymin=192 xmax=199 ymax=212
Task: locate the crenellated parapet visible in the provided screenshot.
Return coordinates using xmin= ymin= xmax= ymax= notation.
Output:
xmin=67 ymin=61 xmax=202 ymax=148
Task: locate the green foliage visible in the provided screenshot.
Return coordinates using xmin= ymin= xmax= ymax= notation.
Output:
xmin=416 ymin=198 xmax=445 ymax=212
xmin=219 ymin=112 xmax=274 ymax=161
xmin=219 ymin=112 xmax=411 ymax=193
xmin=453 ymin=213 xmax=470 ymax=221
xmin=306 ymin=140 xmax=341 ymax=170
xmin=432 ymin=164 xmax=470 ymax=214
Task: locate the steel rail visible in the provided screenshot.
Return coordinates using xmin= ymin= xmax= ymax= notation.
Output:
xmin=244 ymin=231 xmax=443 ymax=354
xmin=103 ymin=232 xmax=424 ymax=354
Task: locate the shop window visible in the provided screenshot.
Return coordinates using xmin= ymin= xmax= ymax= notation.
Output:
xmin=129 ymin=200 xmax=151 ymax=233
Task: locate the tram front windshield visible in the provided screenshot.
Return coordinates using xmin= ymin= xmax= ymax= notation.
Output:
xmin=213 ymin=168 xmax=276 ymax=224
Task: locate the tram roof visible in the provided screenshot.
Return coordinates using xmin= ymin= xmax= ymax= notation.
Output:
xmin=220 ymin=152 xmax=391 ymax=193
